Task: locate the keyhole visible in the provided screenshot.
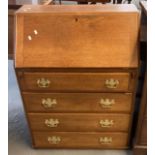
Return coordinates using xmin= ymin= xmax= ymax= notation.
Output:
xmin=75 ymin=18 xmax=78 ymax=22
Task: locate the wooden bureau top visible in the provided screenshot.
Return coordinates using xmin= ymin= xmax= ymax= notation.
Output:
xmin=16 ymin=4 xmax=138 ymax=13
xmin=15 ymin=4 xmax=139 ymax=68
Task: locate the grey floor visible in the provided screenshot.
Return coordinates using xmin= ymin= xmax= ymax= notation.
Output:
xmin=8 ymin=60 xmax=132 ymax=155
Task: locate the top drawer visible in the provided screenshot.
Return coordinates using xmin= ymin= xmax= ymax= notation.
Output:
xmin=17 ymin=72 xmax=135 ymax=92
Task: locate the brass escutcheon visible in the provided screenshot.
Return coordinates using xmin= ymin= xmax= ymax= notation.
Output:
xmin=105 ymin=79 xmax=119 ymax=89
xmin=100 ymin=119 xmax=114 ymax=128
xmin=37 ymin=78 xmax=50 ymax=88
xmin=47 ymin=136 xmax=61 ymax=144
xmin=100 ymin=98 xmax=115 ymax=108
xmin=42 ymin=98 xmax=57 ymax=108
xmin=99 ymin=137 xmax=112 ymax=144
xmin=45 ymin=118 xmax=59 ymax=128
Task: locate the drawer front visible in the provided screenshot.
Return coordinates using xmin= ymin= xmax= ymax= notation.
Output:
xmin=23 ymin=92 xmax=132 ymax=113
xmin=18 ymin=72 xmax=133 ymax=92
xmin=33 ymin=132 xmax=128 ymax=148
xmin=28 ymin=113 xmax=130 ymax=132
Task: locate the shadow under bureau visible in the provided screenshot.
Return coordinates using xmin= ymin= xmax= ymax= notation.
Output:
xmin=15 ymin=4 xmax=140 ymax=149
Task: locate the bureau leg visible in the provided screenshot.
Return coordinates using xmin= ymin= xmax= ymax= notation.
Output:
xmin=134 ymin=146 xmax=147 ymax=155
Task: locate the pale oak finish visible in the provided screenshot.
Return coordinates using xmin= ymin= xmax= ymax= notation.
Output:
xmin=15 ymin=4 xmax=139 ymax=68
xmin=8 ymin=0 xmax=54 ymax=59
xmin=18 ymin=72 xmax=134 ymax=92
xmin=33 ymin=132 xmax=128 ymax=148
xmin=28 ymin=113 xmax=130 ymax=132
xmin=23 ymin=92 xmax=132 ymax=113
xmin=15 ymin=5 xmax=139 ymax=149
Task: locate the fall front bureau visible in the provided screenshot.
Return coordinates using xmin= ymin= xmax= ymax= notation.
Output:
xmin=15 ymin=4 xmax=139 ymax=149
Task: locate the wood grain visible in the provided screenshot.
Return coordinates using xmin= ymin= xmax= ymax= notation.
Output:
xmin=16 ymin=4 xmax=138 ymax=13
xmin=15 ymin=4 xmax=139 ymax=68
xmin=28 ymin=113 xmax=130 ymax=132
xmin=14 ymin=4 xmax=139 ymax=149
xmin=33 ymin=132 xmax=128 ymax=148
xmin=19 ymin=72 xmax=133 ymax=92
xmin=8 ymin=0 xmax=54 ymax=59
xmin=23 ymin=92 xmax=132 ymax=113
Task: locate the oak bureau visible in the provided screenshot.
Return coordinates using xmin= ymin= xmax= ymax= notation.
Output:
xmin=15 ymin=4 xmax=140 ymax=149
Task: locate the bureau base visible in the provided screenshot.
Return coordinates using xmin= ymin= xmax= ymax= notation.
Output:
xmin=134 ymin=145 xmax=147 ymax=155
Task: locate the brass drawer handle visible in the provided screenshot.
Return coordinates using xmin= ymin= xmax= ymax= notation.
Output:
xmin=42 ymin=98 xmax=57 ymax=108
xmin=45 ymin=118 xmax=59 ymax=127
xmin=37 ymin=78 xmax=50 ymax=88
xmin=105 ymin=79 xmax=119 ymax=89
xmin=47 ymin=136 xmax=61 ymax=144
xmin=100 ymin=98 xmax=115 ymax=108
xmin=99 ymin=137 xmax=112 ymax=144
xmin=100 ymin=119 xmax=114 ymax=128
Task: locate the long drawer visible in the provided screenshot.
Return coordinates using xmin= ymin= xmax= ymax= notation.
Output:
xmin=28 ymin=113 xmax=130 ymax=132
xmin=18 ymin=72 xmax=134 ymax=92
xmin=33 ymin=132 xmax=128 ymax=149
xmin=23 ymin=92 xmax=132 ymax=113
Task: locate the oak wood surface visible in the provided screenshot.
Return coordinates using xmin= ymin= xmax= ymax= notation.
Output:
xmin=18 ymin=72 xmax=134 ymax=92
xmin=8 ymin=0 xmax=53 ymax=59
xmin=16 ymin=4 xmax=138 ymax=13
xmin=28 ymin=113 xmax=130 ymax=132
xmin=14 ymin=4 xmax=139 ymax=149
xmin=23 ymin=92 xmax=132 ymax=113
xmin=15 ymin=4 xmax=139 ymax=68
xmin=33 ymin=132 xmax=128 ymax=148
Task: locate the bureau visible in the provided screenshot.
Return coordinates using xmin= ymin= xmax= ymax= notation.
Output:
xmin=15 ymin=4 xmax=140 ymax=149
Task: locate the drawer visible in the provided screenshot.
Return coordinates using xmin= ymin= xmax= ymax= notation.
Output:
xmin=18 ymin=72 xmax=134 ymax=92
xmin=28 ymin=113 xmax=130 ymax=132
xmin=23 ymin=92 xmax=132 ymax=113
xmin=33 ymin=132 xmax=128 ymax=149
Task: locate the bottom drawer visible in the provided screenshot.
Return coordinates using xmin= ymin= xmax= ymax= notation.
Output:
xmin=33 ymin=132 xmax=128 ymax=149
